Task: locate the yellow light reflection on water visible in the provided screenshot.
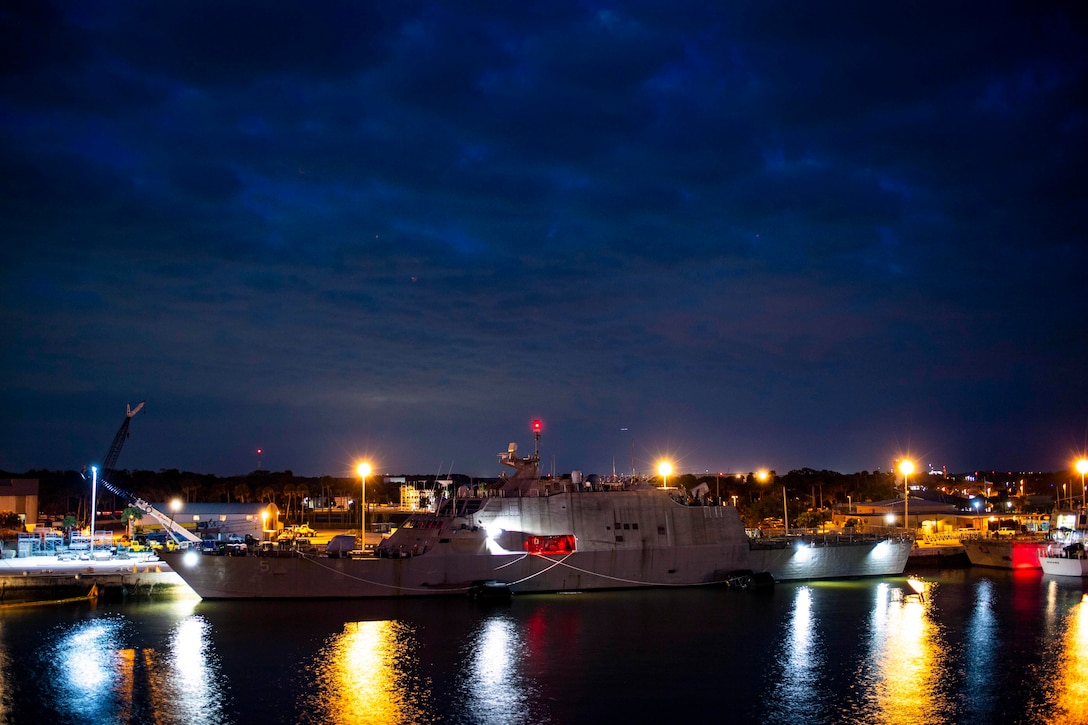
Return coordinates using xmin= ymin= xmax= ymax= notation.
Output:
xmin=860 ymin=582 xmax=948 ymax=725
xmin=305 ymin=620 xmax=431 ymax=724
xmin=0 ymin=620 xmax=11 ymax=723
xmin=1047 ymin=594 xmax=1088 ymax=722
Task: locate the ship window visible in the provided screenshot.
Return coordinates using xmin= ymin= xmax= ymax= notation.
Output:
xmin=623 ymin=523 xmax=630 ymax=530
xmin=615 ymin=535 xmax=624 ymax=542
xmin=632 ymin=523 xmax=639 ymax=530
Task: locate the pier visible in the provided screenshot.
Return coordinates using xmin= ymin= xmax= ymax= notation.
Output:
xmin=0 ymin=554 xmax=190 ymax=603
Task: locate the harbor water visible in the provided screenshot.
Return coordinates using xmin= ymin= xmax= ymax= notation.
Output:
xmin=1 ymin=569 xmax=1086 ymax=724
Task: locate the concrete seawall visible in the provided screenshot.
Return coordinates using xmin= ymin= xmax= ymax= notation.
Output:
xmin=0 ymin=555 xmax=191 ymax=600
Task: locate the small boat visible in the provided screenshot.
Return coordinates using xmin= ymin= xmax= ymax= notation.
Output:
xmin=743 ymin=571 xmax=776 ymax=591
xmin=1039 ymin=544 xmax=1088 ymax=577
xmin=468 ymin=580 xmax=513 ymax=602
xmin=1040 ymin=509 xmax=1088 ymax=577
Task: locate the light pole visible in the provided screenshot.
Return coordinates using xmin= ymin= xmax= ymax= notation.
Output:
xmin=170 ymin=498 xmax=181 ymax=538
xmin=1077 ymin=458 xmax=1088 ymax=511
xmin=90 ymin=466 xmax=98 ymax=554
xmin=356 ymin=462 xmax=371 ymax=544
xmin=658 ymin=461 xmax=672 ymax=489
xmin=899 ymin=459 xmax=915 ymax=534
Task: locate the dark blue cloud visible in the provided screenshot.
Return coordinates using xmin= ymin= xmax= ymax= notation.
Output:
xmin=1 ymin=1 xmax=1086 ymax=478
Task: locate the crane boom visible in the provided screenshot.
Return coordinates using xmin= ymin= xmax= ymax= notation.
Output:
xmin=97 ymin=478 xmax=202 ymax=544
xmin=91 ymin=400 xmax=199 ymax=545
xmin=100 ymin=400 xmax=145 ymax=484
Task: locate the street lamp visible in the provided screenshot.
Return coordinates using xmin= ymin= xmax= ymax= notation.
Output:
xmin=1076 ymin=458 xmax=1088 ymax=511
xmin=356 ymin=462 xmax=371 ymax=543
xmin=170 ymin=498 xmax=181 ymax=535
xmin=657 ymin=461 xmax=672 ymax=489
xmin=899 ymin=459 xmax=915 ymax=534
xmin=90 ymin=465 xmax=98 ymax=554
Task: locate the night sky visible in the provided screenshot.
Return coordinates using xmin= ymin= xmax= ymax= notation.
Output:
xmin=3 ymin=2 xmax=1086 ymax=480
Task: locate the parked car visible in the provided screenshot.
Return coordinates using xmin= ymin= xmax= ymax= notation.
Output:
xmin=325 ymin=534 xmax=356 ymax=558
xmin=201 ymin=539 xmax=226 ymax=555
xmin=225 ymin=537 xmax=248 ymax=556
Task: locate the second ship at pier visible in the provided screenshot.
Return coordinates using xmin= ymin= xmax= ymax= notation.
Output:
xmin=163 ymin=425 xmax=913 ymax=599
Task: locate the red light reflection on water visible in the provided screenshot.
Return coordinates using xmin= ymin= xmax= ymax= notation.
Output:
xmin=1010 ymin=543 xmax=1044 ymax=569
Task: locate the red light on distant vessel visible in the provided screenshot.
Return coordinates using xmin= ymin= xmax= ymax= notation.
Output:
xmin=531 ymin=419 xmax=542 ymax=432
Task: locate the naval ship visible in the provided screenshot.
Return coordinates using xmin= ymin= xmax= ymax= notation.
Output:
xmin=163 ymin=427 xmax=913 ymax=599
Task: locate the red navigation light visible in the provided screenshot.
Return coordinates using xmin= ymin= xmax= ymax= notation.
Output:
xmin=531 ymin=419 xmax=542 ymax=432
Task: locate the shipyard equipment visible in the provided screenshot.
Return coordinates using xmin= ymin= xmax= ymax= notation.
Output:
xmin=90 ymin=401 xmax=201 ymax=546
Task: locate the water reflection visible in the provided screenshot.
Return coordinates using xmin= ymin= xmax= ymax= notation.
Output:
xmin=0 ymin=620 xmax=11 ymax=722
xmin=856 ymin=581 xmax=948 ymax=724
xmin=148 ymin=614 xmax=226 ymax=723
xmin=44 ymin=603 xmax=226 ymax=725
xmin=300 ymin=619 xmax=433 ymax=724
xmin=766 ymin=586 xmax=823 ymax=722
xmin=1052 ymin=594 xmax=1088 ymax=721
xmin=50 ymin=615 xmax=128 ymax=723
xmin=457 ymin=615 xmax=542 ymax=725
xmin=1035 ymin=585 xmax=1088 ymax=723
xmin=964 ymin=578 xmax=995 ymax=711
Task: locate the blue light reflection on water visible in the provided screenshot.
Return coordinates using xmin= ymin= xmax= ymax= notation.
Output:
xmin=15 ymin=599 xmax=226 ymax=725
xmin=3 ymin=571 xmax=1088 ymax=724
xmin=964 ymin=578 xmax=996 ymax=713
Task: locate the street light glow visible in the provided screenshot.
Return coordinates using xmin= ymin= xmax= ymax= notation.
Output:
xmin=657 ymin=461 xmax=672 ymax=488
xmin=356 ymin=461 xmax=372 ymax=544
xmin=898 ymin=458 xmax=915 ymax=535
xmin=1077 ymin=458 xmax=1088 ymax=510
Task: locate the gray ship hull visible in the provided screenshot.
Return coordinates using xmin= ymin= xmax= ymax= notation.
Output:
xmin=164 ymin=488 xmax=911 ymax=599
